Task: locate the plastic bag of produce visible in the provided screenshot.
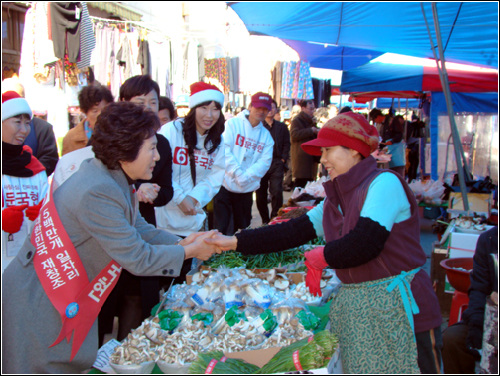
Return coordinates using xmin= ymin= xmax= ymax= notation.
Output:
xmin=247 ymin=308 xmax=278 ymax=337
xmin=158 ymin=309 xmax=184 ymax=331
xmin=166 ymin=283 xmax=199 ymax=308
xmin=271 ymin=297 xmax=308 ymax=325
xmin=295 ymin=309 xmax=320 ymax=331
xmin=241 ymin=278 xmax=272 ymax=309
xmin=211 ymin=306 xmax=247 ymax=335
xmin=221 ymin=276 xmax=245 ymax=309
xmin=191 ymin=273 xmax=224 ymax=306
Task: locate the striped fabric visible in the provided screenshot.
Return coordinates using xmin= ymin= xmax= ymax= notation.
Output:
xmin=77 ymin=2 xmax=96 ymax=70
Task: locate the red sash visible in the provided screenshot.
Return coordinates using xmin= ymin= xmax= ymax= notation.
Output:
xmin=31 ymin=183 xmax=122 ymax=361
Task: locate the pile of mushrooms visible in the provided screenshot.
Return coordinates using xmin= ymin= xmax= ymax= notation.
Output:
xmin=111 ymin=267 xmax=336 ymax=366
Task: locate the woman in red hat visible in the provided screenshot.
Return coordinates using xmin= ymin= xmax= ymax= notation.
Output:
xmin=206 ymin=111 xmax=443 ymax=374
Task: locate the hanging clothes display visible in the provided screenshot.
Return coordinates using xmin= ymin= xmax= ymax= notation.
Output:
xmin=116 ymin=34 xmax=135 ymax=80
xmin=312 ymin=78 xmax=332 ymax=108
xmin=76 ymin=3 xmax=96 ymax=70
xmin=198 ymin=44 xmax=205 ymax=81
xmin=183 ymin=40 xmax=200 ymax=91
xmin=149 ymin=33 xmax=173 ymax=97
xmin=281 ymin=60 xmax=314 ymax=100
xmin=228 ymin=57 xmax=240 ymax=93
xmin=20 ymin=2 xmax=58 ymax=80
xmin=204 ymin=58 xmax=230 ymax=93
xmin=48 ymin=2 xmax=83 ymax=63
xmin=271 ymin=61 xmax=282 ymax=106
xmin=281 ymin=61 xmax=296 ymax=99
xmin=137 ymin=37 xmax=151 ymax=76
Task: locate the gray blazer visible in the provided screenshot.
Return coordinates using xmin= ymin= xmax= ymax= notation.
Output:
xmin=2 ymin=158 xmax=184 ymax=373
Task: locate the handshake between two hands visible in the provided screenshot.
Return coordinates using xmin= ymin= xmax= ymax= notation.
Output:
xmin=176 ymin=233 xmax=328 ymax=298
xmin=177 ymin=230 xmax=237 ymax=261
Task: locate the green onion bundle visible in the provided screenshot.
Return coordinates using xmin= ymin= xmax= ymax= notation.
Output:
xmin=205 ymin=246 xmax=307 ymax=270
xmin=188 ymin=350 xmax=260 ymax=374
xmin=256 ymin=330 xmax=338 ymax=374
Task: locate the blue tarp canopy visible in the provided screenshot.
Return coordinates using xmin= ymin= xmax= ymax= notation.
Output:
xmin=376 ymin=98 xmax=421 ymax=109
xmin=228 ymin=2 xmax=498 ymax=69
xmin=341 ymin=62 xmax=498 ymax=95
xmin=281 ymin=39 xmax=384 ymax=71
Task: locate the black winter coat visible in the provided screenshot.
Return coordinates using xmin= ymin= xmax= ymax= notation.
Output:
xmin=290 ymin=111 xmax=319 ymax=180
xmin=462 ymin=226 xmax=498 ymax=339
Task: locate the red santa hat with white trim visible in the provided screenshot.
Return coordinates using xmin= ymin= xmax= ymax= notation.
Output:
xmin=2 ymin=90 xmax=32 ymax=122
xmin=189 ymin=82 xmax=225 ymax=109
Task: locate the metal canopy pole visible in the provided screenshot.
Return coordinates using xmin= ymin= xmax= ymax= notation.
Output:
xmin=422 ymin=2 xmax=471 ymax=212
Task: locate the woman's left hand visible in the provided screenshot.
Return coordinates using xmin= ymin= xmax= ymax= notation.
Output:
xmin=178 ymin=196 xmax=198 ymax=216
xmin=137 ymin=183 xmax=160 ymax=204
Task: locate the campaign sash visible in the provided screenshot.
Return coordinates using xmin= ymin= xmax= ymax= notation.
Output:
xmin=31 ymin=183 xmax=122 ymax=361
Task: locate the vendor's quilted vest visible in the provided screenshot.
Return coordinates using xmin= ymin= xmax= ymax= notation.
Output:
xmin=322 ymin=156 xmax=441 ymax=332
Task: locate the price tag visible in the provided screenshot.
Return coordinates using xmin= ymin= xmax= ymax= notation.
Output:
xmin=93 ymin=339 xmax=121 ymax=373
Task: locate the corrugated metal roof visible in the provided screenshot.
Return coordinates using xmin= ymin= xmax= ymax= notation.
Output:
xmin=88 ymin=2 xmax=142 ymax=21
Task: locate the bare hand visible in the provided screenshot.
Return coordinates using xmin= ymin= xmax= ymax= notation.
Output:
xmin=137 ymin=183 xmax=160 ymax=204
xmin=180 ymin=230 xmax=219 ymax=246
xmin=204 ymin=233 xmax=238 ymax=252
xmin=178 ymin=196 xmax=198 ymax=216
xmin=182 ymin=230 xmax=222 ymax=261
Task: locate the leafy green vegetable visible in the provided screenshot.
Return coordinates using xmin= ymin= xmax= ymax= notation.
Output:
xmin=188 ymin=350 xmax=260 ymax=374
xmin=256 ymin=330 xmax=338 ymax=374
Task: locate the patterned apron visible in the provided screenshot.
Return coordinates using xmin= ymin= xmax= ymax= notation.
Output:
xmin=329 ymin=268 xmax=421 ymax=374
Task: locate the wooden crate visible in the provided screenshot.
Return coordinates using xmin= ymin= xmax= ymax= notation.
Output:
xmin=430 ymin=242 xmax=453 ymax=317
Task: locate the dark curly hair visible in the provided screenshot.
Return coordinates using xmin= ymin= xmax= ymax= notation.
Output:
xmin=159 ymin=96 xmax=177 ymax=120
xmin=369 ymin=108 xmax=383 ymax=121
xmin=92 ymin=102 xmax=160 ymax=170
xmin=78 ymin=85 xmax=114 ymax=114
xmin=119 ymin=75 xmax=160 ymax=101
xmin=183 ymin=100 xmax=224 ymax=155
xmin=298 ymin=99 xmax=314 ymax=108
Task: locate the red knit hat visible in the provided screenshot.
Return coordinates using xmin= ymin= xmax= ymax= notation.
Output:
xmin=2 ymin=90 xmax=32 ymax=122
xmin=302 ymin=112 xmax=379 ymax=157
xmin=189 ymin=82 xmax=225 ymax=109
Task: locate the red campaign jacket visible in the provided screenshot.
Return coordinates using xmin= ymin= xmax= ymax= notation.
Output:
xmin=322 ymin=156 xmax=442 ymax=333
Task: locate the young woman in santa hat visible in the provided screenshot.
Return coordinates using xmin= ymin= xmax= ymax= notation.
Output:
xmin=2 ymin=91 xmax=49 ymax=272
xmin=156 ymin=81 xmax=226 ymax=284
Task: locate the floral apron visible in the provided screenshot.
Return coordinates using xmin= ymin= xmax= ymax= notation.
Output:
xmin=329 ymin=268 xmax=421 ymax=374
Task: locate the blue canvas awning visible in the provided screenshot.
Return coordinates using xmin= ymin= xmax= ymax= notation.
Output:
xmin=341 ymin=62 xmax=498 ymax=94
xmin=228 ymin=2 xmax=498 ymax=69
xmin=281 ymin=39 xmax=384 ymax=71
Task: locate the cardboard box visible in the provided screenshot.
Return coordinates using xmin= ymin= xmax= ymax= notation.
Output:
xmin=448 ymin=192 xmax=492 ymax=216
xmin=430 ymin=243 xmax=452 ymax=316
xmin=448 ymin=231 xmax=481 ymax=258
